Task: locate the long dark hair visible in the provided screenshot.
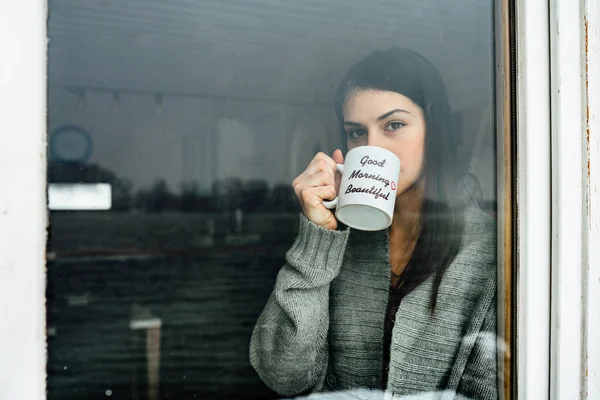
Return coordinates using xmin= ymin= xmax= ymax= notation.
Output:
xmin=334 ymin=47 xmax=465 ymax=312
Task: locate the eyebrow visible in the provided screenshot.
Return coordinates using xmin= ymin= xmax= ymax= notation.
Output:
xmin=343 ymin=109 xmax=411 ymax=126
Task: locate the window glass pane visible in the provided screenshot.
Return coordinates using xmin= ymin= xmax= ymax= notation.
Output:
xmin=47 ymin=1 xmax=504 ymax=399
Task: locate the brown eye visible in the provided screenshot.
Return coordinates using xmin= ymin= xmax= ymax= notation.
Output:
xmin=347 ymin=129 xmax=367 ymax=140
xmin=386 ymin=121 xmax=406 ymax=131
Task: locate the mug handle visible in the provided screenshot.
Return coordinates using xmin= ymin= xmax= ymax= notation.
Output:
xmin=322 ymin=164 xmax=344 ymax=209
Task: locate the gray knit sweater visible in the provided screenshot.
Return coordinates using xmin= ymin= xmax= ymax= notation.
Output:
xmin=250 ymin=205 xmax=498 ymax=399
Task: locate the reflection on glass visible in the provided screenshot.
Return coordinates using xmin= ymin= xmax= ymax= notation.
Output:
xmin=250 ymin=47 xmax=498 ymax=399
xmin=47 ymin=1 xmax=500 ymax=399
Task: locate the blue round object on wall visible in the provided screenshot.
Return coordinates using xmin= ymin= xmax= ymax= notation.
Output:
xmin=49 ymin=125 xmax=93 ymax=163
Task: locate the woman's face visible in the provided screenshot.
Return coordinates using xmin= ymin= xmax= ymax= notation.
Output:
xmin=342 ymin=89 xmax=426 ymax=197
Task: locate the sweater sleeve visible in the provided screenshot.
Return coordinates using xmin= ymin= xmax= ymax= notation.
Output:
xmin=456 ymin=297 xmax=500 ymax=400
xmin=249 ymin=214 xmax=350 ymax=397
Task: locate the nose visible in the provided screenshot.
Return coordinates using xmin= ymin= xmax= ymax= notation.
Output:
xmin=366 ymin=131 xmax=386 ymax=148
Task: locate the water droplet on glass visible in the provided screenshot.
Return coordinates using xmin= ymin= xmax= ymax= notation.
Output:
xmin=105 ymin=389 xmax=112 ymax=396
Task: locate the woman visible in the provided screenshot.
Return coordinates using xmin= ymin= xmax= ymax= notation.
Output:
xmin=250 ymin=47 xmax=498 ymax=399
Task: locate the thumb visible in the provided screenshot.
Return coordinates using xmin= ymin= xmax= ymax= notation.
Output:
xmin=332 ymin=149 xmax=344 ymax=164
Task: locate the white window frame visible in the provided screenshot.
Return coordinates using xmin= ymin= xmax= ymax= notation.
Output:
xmin=516 ymin=0 xmax=600 ymax=398
xmin=0 ymin=2 xmax=48 ymax=400
xmin=582 ymin=1 xmax=600 ymax=397
xmin=0 ymin=0 xmax=598 ymax=399
xmin=515 ymin=0 xmax=552 ymax=397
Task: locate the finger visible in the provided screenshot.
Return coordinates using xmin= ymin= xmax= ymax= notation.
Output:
xmin=292 ymin=178 xmax=304 ymax=208
xmin=306 ymin=152 xmax=338 ymax=177
xmin=302 ymin=185 xmax=337 ymax=206
xmin=295 ymin=172 xmax=333 ymax=209
xmin=335 ymin=174 xmax=342 ymax=195
xmin=305 ymin=170 xmax=335 ymax=188
xmin=302 ymin=163 xmax=334 ymax=186
xmin=332 ymin=149 xmax=344 ymax=165
xmin=315 ymin=185 xmax=338 ymax=202
xmin=295 ymin=152 xmax=338 ymax=202
xmin=332 ymin=149 xmax=344 ymax=193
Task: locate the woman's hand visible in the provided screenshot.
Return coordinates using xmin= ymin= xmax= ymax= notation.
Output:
xmin=292 ymin=149 xmax=344 ymax=230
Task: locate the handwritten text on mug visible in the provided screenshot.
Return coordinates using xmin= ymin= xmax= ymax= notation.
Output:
xmin=345 ymin=185 xmax=391 ymax=200
xmin=349 ymin=169 xmax=390 ymax=187
xmin=360 ymin=156 xmax=386 ymax=168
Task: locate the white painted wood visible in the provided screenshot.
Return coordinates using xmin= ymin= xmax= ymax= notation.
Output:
xmin=583 ymin=0 xmax=600 ymax=397
xmin=515 ymin=0 xmax=552 ymax=398
xmin=548 ymin=0 xmax=600 ymax=396
xmin=0 ymin=2 xmax=48 ymax=400
xmin=549 ymin=0 xmax=586 ymax=398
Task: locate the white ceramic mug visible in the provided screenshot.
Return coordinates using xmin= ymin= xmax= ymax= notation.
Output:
xmin=323 ymin=146 xmax=401 ymax=231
